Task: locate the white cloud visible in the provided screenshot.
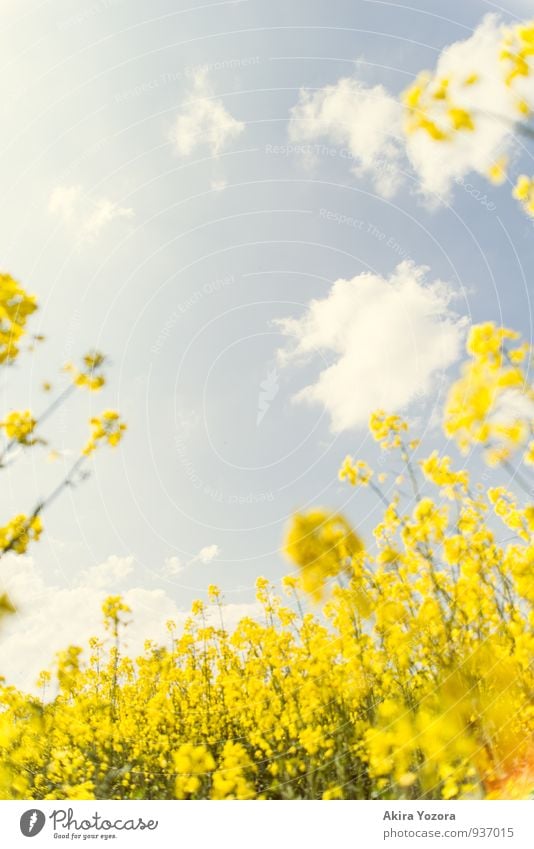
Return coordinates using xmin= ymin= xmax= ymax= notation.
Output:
xmin=48 ymin=184 xmax=82 ymax=220
xmin=490 ymin=387 xmax=534 ymax=425
xmin=277 ymin=261 xmax=467 ymax=432
xmin=289 ymin=15 xmax=533 ymax=199
xmin=81 ymin=198 xmax=134 ymax=240
xmin=196 ymin=544 xmax=220 ymax=564
xmin=0 ymin=553 xmax=157 ymax=691
xmin=163 ymin=544 xmax=220 ymax=576
xmin=48 ymin=185 xmax=134 ymax=242
xmin=289 ymin=78 xmax=404 ymax=197
xmin=170 ymin=71 xmax=244 ymax=157
xmin=0 ymin=553 xmax=259 ymax=693
xmin=164 ymin=555 xmax=184 ymax=575
xmin=82 ymin=555 xmax=134 ymax=589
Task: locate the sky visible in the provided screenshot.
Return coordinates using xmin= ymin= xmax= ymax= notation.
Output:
xmin=0 ymin=0 xmax=533 ymax=690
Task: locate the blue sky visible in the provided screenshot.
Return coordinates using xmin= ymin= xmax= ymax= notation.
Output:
xmin=0 ymin=0 xmax=533 ymax=688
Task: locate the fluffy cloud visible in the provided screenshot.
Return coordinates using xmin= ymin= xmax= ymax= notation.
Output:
xmin=48 ymin=185 xmax=134 ymax=241
xmin=289 ymin=78 xmax=404 ymax=197
xmin=170 ymin=71 xmax=244 ymax=156
xmin=0 ymin=553 xmax=258 ymax=693
xmin=163 ymin=543 xmax=220 ymax=576
xmin=197 ymin=544 xmax=220 ymax=563
xmin=164 ymin=555 xmax=184 ymax=576
xmin=289 ymin=15 xmax=530 ymax=199
xmin=490 ymin=387 xmax=534 ymax=427
xmin=277 ymin=262 xmax=466 ymax=432
xmin=82 ymin=198 xmax=134 ymax=239
xmin=48 ymin=184 xmax=82 ymax=220
xmin=81 ymin=555 xmax=134 ymax=589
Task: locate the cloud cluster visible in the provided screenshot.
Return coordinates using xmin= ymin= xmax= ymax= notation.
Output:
xmin=0 ymin=551 xmax=257 ymax=693
xmin=290 ymin=78 xmax=404 ymax=197
xmin=48 ymin=185 xmax=134 ymax=241
xmin=277 ymin=262 xmax=466 ymax=432
xmin=81 ymin=555 xmax=134 ymax=589
xmin=163 ymin=543 xmax=220 ymax=575
xmin=170 ymin=71 xmax=244 ymax=157
xmin=404 ymin=15 xmax=523 ymax=196
xmin=289 ymin=15 xmax=529 ymax=199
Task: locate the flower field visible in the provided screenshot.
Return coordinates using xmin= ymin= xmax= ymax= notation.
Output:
xmin=0 ymin=327 xmax=532 ymax=801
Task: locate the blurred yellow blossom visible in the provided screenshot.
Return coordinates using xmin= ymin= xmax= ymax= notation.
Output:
xmin=83 ymin=411 xmax=127 ymax=455
xmin=0 ymin=274 xmax=37 ymax=365
xmin=65 ymin=350 xmax=107 ymax=392
xmin=0 ymin=410 xmax=37 ymax=445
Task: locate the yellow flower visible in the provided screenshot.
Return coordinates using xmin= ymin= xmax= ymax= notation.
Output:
xmin=0 ymin=273 xmax=37 ymax=364
xmin=211 ymin=742 xmax=255 ymax=800
xmin=512 ymin=175 xmax=534 ymax=216
xmin=83 ymin=410 xmax=127 ymax=455
xmin=513 ymin=175 xmax=531 ymax=201
xmin=487 ymin=156 xmax=507 ymax=185
xmin=284 ymin=510 xmax=364 ymax=600
xmin=445 ymin=323 xmax=532 ymax=466
xmin=102 ymin=595 xmax=131 ymax=631
xmin=174 ymin=743 xmax=215 ymax=799
xmin=369 ymin=410 xmax=408 ymax=449
xmin=448 ymin=107 xmax=474 ymax=131
xmin=207 ymin=584 xmax=221 ymax=602
xmin=339 ymin=456 xmax=372 ymax=486
xmin=64 ymin=350 xmax=107 ymax=391
xmin=323 ymin=785 xmax=344 ymax=799
xmin=420 ymin=451 xmax=468 ymax=497
xmin=0 ymin=514 xmax=42 ymax=554
xmin=0 ymin=410 xmax=37 ymax=445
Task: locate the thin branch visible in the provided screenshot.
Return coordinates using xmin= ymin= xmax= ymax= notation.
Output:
xmin=0 ymin=453 xmax=88 ymax=560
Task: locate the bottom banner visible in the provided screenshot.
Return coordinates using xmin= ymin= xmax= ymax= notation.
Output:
xmin=1 ymin=800 xmax=531 ymax=848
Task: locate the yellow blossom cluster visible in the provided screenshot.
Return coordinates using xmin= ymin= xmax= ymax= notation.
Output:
xmin=0 ymin=273 xmax=37 ymax=365
xmin=403 ymin=71 xmax=477 ymax=141
xmin=369 ymin=410 xmax=408 ymax=449
xmin=0 ymin=275 xmax=126 ymax=575
xmin=83 ymin=411 xmax=127 ymax=456
xmin=0 ymin=410 xmax=37 ymax=446
xmin=339 ymin=456 xmax=372 ymax=486
xmin=402 ymin=18 xmax=534 ymax=209
xmin=64 ymin=350 xmax=107 ymax=392
xmin=444 ymin=322 xmax=534 ymax=467
xmin=500 ymin=21 xmax=534 ymax=94
xmin=174 ymin=743 xmax=216 ymax=798
xmin=420 ymin=451 xmax=469 ymax=499
xmin=0 ymin=515 xmax=42 ymax=555
xmin=284 ymin=510 xmax=363 ymax=600
xmin=512 ymin=174 xmax=534 ymax=216
xmin=487 ymin=156 xmax=508 ymax=186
